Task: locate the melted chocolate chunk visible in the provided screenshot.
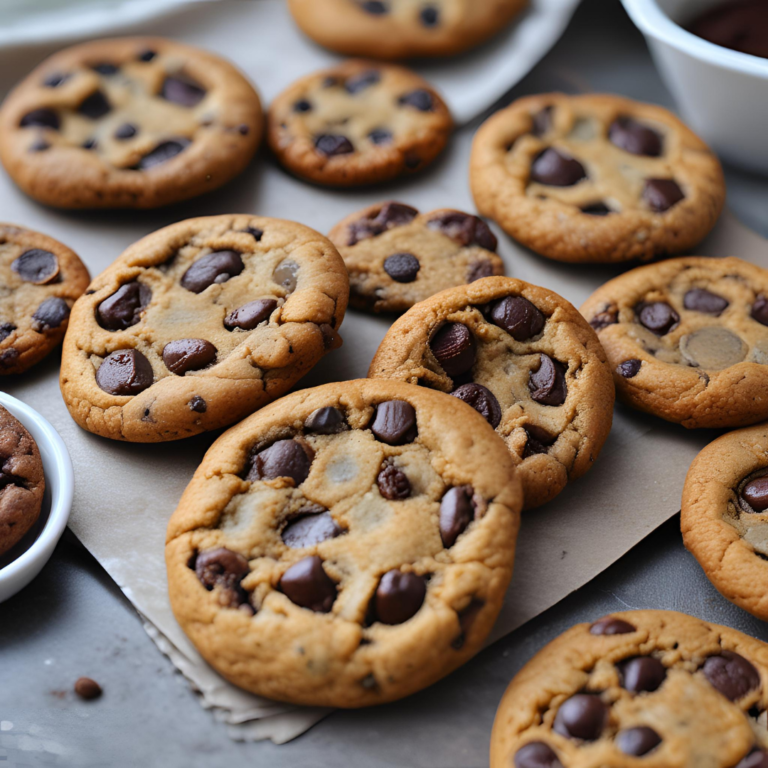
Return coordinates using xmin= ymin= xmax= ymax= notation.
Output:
xmin=162 ymin=338 xmax=217 ymax=375
xmin=523 ymin=425 xmax=557 ymax=458
xmin=345 ymin=70 xmax=381 ymax=94
xmin=589 ymin=306 xmax=618 ymax=331
xmin=553 ymin=694 xmax=607 ymax=741
xmin=742 ymin=476 xmax=768 ymax=512
xmin=368 ymin=128 xmax=393 ymax=145
xmin=11 ymin=249 xmax=58 ymax=284
xmin=305 ymin=407 xmax=346 ymax=434
xmin=619 ymin=656 xmax=666 ymax=693
xmin=315 ymin=134 xmax=354 ymax=156
xmin=97 ymin=282 xmax=151 ymax=331
xmin=513 ymin=742 xmax=563 ymax=768
xmin=78 ymin=90 xmax=111 ymax=119
xmin=617 ymin=726 xmax=661 ymax=756
xmin=581 ymin=202 xmax=612 ymax=216
xmin=467 ymin=261 xmax=496 ymax=282
xmin=280 ymin=556 xmax=337 ymax=612
xmin=617 ymin=359 xmax=642 ymax=378
xmin=92 ymin=63 xmax=119 ymax=75
xmin=529 ymin=355 xmax=567 ymax=406
xmin=590 ymin=616 xmax=636 ymax=635
xmin=361 ymin=0 xmax=388 ymax=13
xmin=374 ymin=570 xmax=426 ymax=624
xmin=31 ymin=297 xmax=69 ymax=331
xmin=430 ymin=323 xmax=476 ymax=379
xmin=371 ymin=400 xmax=417 ymax=445
xmin=224 ymin=299 xmax=277 ymax=330
xmin=489 ymin=296 xmax=545 ymax=341
xmin=0 ymin=323 xmax=16 ymax=343
xmin=377 ymin=462 xmax=411 ymax=500
xmin=282 ymin=511 xmax=341 ymax=549
xmin=383 ymin=252 xmax=420 ymax=283
xmin=753 ymin=296 xmax=768 ymax=326
xmin=195 ymin=547 xmax=250 ymax=609
xmin=609 ymin=116 xmax=663 ymax=156
xmin=702 ymin=651 xmax=760 ymax=701
xmin=20 ymin=108 xmax=59 ymax=130
xmin=114 ymin=123 xmax=138 ymax=140
xmin=398 ymin=90 xmax=434 ymax=111
xmin=189 ymin=396 xmax=207 ymax=413
xmin=293 ymin=99 xmax=312 ymax=113
xmin=530 ymin=148 xmax=586 ymax=186
xmin=643 ymin=178 xmax=685 ymax=212
xmin=136 ymin=139 xmax=190 ymax=170
xmin=181 ymin=251 xmax=244 ymax=293
xmin=420 ymin=6 xmax=439 ymax=25
xmin=247 ymin=439 xmax=314 ymax=485
xmin=43 ymin=72 xmax=70 ymax=88
xmin=161 ymin=75 xmax=206 ymax=107
xmin=439 ymin=486 xmax=476 ymax=548
xmin=95 ymin=349 xmax=153 ymax=396
xmin=531 ymin=106 xmax=554 ymax=137
xmin=638 ymin=301 xmax=680 ymax=335
xmin=684 ymin=287 xmax=729 ymax=315
xmin=450 ymin=384 xmax=501 ymax=428
xmin=426 ymin=212 xmax=498 ymax=251
xmin=138 ymin=49 xmax=157 ymax=62
xmin=347 ymin=202 xmax=418 ymax=245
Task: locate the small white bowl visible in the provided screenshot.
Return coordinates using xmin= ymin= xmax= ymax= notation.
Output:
xmin=0 ymin=392 xmax=73 ymax=603
xmin=621 ymin=0 xmax=768 ymax=174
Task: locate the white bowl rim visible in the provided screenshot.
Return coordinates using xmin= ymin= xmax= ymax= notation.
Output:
xmin=0 ymin=392 xmax=73 ymax=585
xmin=621 ymin=0 xmax=768 ymax=78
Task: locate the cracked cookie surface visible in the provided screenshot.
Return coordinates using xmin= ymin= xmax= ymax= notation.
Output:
xmin=165 ymin=379 xmax=522 ymax=707
xmin=328 ymin=201 xmax=505 ymax=313
xmin=267 ymin=59 xmax=452 ymax=187
xmin=0 ymin=37 xmax=262 ymax=209
xmin=0 ymin=405 xmax=45 ymax=557
xmin=0 ymin=224 xmax=90 ymax=375
xmin=368 ymin=277 xmax=614 ymax=509
xmin=682 ymin=423 xmax=768 ymax=622
xmin=287 ymin=0 xmax=528 ymax=60
xmin=60 ymin=215 xmax=349 ymax=442
xmin=470 ymin=93 xmax=725 ymax=263
xmin=491 ymin=609 xmax=768 ymax=768
xmin=582 ymin=257 xmax=768 ymax=429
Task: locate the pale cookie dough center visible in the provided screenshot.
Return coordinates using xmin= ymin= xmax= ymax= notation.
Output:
xmin=679 ymin=326 xmax=748 ymax=370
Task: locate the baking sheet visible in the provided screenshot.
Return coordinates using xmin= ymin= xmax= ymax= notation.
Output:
xmin=1 ymin=0 xmax=767 ymax=746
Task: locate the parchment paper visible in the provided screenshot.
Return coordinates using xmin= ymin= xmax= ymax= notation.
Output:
xmin=1 ymin=0 xmax=768 ymax=746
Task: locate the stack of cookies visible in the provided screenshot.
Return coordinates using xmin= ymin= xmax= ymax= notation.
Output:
xmin=2 ymin=4 xmax=768 ymax=763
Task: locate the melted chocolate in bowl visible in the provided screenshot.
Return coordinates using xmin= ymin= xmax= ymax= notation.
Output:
xmin=688 ymin=0 xmax=768 ymax=60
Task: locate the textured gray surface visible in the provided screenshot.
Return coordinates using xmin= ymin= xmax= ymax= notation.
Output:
xmin=2 ymin=0 xmax=768 ymax=766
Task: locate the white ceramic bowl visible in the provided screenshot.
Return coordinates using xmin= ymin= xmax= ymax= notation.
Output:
xmin=621 ymin=0 xmax=768 ymax=174
xmin=0 ymin=393 xmax=73 ymax=603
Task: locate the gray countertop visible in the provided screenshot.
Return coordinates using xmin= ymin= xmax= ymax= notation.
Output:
xmin=2 ymin=1 xmax=768 ymax=766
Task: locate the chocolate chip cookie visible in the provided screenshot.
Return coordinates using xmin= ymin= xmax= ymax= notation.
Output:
xmin=470 ymin=93 xmax=725 ymax=263
xmin=60 ymin=215 xmax=349 ymax=442
xmin=369 ymin=277 xmax=614 ymax=509
xmin=682 ymin=423 xmax=768 ymax=622
xmin=0 ymin=224 xmax=90 ymax=375
xmin=491 ymin=609 xmax=768 ymax=767
xmin=328 ymin=202 xmax=505 ymax=313
xmin=267 ymin=60 xmax=452 ymax=187
xmin=165 ymin=379 xmax=522 ymax=706
xmin=0 ymin=37 xmax=262 ymax=209
xmin=287 ymin=0 xmax=528 ymax=60
xmin=582 ymin=256 xmax=768 ymax=429
xmin=0 ymin=404 xmax=45 ymax=558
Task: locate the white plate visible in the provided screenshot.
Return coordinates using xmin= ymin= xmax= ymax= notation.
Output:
xmin=0 ymin=392 xmax=73 ymax=603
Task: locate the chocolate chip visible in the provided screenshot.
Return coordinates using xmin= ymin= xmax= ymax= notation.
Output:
xmin=702 ymin=651 xmax=761 ymax=701
xmin=368 ymin=128 xmax=393 ymax=145
xmin=315 ymin=134 xmax=354 ymax=156
xmin=489 ymin=296 xmax=545 ymax=341
xmin=138 ymin=49 xmax=157 ymax=62
xmin=189 ymin=396 xmax=207 ymax=413
xmin=243 ymin=226 xmax=263 ymax=241
xmin=523 ymin=424 xmax=556 ymax=457
xmin=248 ymin=439 xmax=313 ymax=485
xmin=684 ymin=287 xmax=729 ymax=315
xmin=78 ymin=90 xmax=111 ymax=119
xmin=617 ymin=726 xmax=661 ymax=756
xmin=581 ymin=202 xmax=612 ymax=216
xmin=450 ymin=384 xmax=501 ymax=428
xmin=377 ymin=462 xmax=411 ymax=500
xmin=280 ymin=556 xmax=336 ymax=612
xmin=0 ymin=348 xmax=19 ymax=367
xmin=753 ymin=296 xmax=768 ymax=326
xmin=529 ymin=354 xmax=567 ymax=406
xmin=0 ymin=323 xmax=16 ymax=343
xmin=82 ymin=137 xmax=97 ymax=150
xmin=383 ymin=252 xmax=420 ymax=283
xmin=439 ymin=486 xmax=476 ymax=548
xmin=291 ymin=99 xmax=312 ymax=114
xmin=374 ymin=570 xmax=426 ymax=624
xmin=429 ymin=323 xmax=476 ymax=379
xmin=426 ymin=212 xmax=498 ymax=251
xmin=97 ymin=282 xmax=151 ymax=330
xmin=305 ymin=407 xmax=346 ymax=434
xmin=737 ymin=750 xmax=768 ymax=768
xmin=531 ymin=106 xmax=554 ymax=137
xmin=31 ymin=297 xmax=69 ymax=331
xmin=195 ymin=547 xmax=250 ymax=608
xmin=162 ymin=338 xmax=217 ymax=375
xmin=371 ymin=400 xmax=417 ymax=445
xmin=30 ymin=139 xmax=50 ymax=152
xmin=20 ymin=108 xmax=59 ymax=130
xmin=347 ymin=202 xmax=418 ymax=245
xmin=451 ymin=598 xmax=485 ymax=650
xmin=420 ymin=6 xmax=439 ymax=25
xmin=95 ymin=349 xmax=153 ymax=396
xmin=638 ymin=301 xmax=679 ymax=335
xmin=11 ymin=249 xmax=58 ymax=284
xmin=224 ymin=299 xmax=277 ymax=331
xmin=619 ymin=656 xmax=666 ymax=693
xmin=272 ymin=260 xmax=299 ymax=293
xmin=617 ymin=359 xmax=642 ymax=378
xmin=345 ymin=70 xmax=381 ymax=94
xmin=136 ymin=139 xmax=190 ymax=169
xmin=114 ymin=122 xmax=138 ymax=140
xmin=530 ymin=148 xmax=586 ymax=186
xmin=590 ymin=306 xmax=618 ymax=330
xmin=161 ymin=75 xmax=206 ymax=107
xmin=467 ymin=261 xmax=495 ymax=282
xmin=590 ymin=616 xmax=636 ymax=635
xmin=643 ymin=178 xmax=685 ymax=212
xmin=283 ymin=511 xmax=341 ymax=549
xmin=43 ymin=72 xmax=69 ymax=88
xmin=74 ymin=677 xmax=102 ymax=701
xmin=398 ymin=90 xmax=434 ymax=111
xmin=361 ymin=0 xmax=388 ymax=12
xmin=553 ymin=694 xmax=607 ymax=741
xmin=181 ymin=251 xmax=244 ymax=293
xmin=92 ymin=62 xmax=118 ymax=75
xmin=609 ymin=117 xmax=663 ymax=157
xmin=513 ymin=742 xmax=563 ymax=768
xmin=742 ymin=477 xmax=768 ymax=512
